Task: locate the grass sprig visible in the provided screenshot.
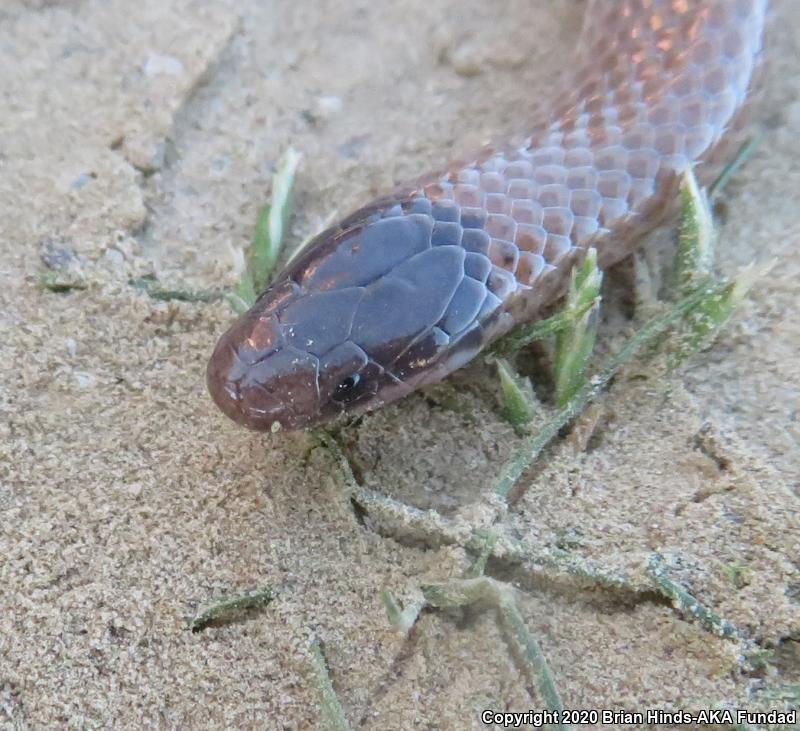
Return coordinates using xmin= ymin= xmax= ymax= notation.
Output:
xmin=676 ymin=169 xmax=716 ymax=293
xmin=189 ymin=586 xmax=274 ymax=632
xmin=309 ymin=639 xmax=353 ymax=731
xmin=646 ymin=554 xmax=740 ymax=639
xmin=421 ymin=577 xmax=568 ymax=729
xmin=232 ymin=147 xmax=302 ymax=312
xmin=494 ymin=358 xmax=539 ymax=434
xmin=553 ymin=248 xmax=602 ymax=406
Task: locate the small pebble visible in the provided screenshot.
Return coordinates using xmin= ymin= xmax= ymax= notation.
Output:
xmin=73 ymin=371 xmax=96 ymax=389
xmin=70 ymin=172 xmax=97 ymax=191
xmin=103 ymin=247 xmax=126 ymax=274
xmin=316 ymin=95 xmax=343 ymax=117
xmin=40 ymin=237 xmax=80 ymax=270
xmin=143 ymin=51 xmax=184 ymax=77
xmin=449 ymin=43 xmax=484 ymax=77
xmin=303 ymin=95 xmax=344 ymax=126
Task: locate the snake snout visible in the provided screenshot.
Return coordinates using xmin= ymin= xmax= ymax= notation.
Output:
xmin=206 ymin=309 xmax=322 ymax=431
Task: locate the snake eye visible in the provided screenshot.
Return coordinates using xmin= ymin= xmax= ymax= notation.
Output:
xmin=331 ymin=373 xmax=363 ymax=404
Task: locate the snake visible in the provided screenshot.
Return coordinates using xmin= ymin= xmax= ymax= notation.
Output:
xmin=206 ymin=0 xmax=769 ymax=431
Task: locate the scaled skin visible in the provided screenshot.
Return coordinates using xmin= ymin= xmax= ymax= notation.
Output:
xmin=207 ymin=0 xmax=768 ymax=431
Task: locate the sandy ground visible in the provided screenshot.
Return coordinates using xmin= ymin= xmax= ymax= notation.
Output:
xmin=1 ymin=0 xmax=798 ymax=729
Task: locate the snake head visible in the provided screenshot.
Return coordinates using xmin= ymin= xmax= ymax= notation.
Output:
xmin=206 ymin=275 xmax=412 ymax=431
xmin=207 ymin=194 xmax=503 ymax=431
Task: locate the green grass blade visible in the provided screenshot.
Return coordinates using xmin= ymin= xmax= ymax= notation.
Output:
xmin=553 ymin=249 xmax=602 ymax=407
xmin=422 ymin=578 xmax=568 ymax=727
xmin=189 ymin=587 xmax=273 ymax=632
xmin=309 ymin=639 xmax=353 ymax=731
xmin=495 ymin=358 xmax=538 ymax=433
xmin=707 ymin=134 xmax=763 ymax=199
xmin=675 ymin=169 xmax=715 ymax=293
xmin=669 ymin=261 xmax=771 ymax=368
xmin=251 ymin=147 xmax=302 ymax=293
xmin=647 ymin=554 xmax=739 ymax=639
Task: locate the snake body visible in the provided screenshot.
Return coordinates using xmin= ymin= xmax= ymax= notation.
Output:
xmin=207 ymin=0 xmax=768 ymax=430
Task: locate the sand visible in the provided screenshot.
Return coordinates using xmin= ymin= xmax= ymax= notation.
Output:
xmin=1 ymin=0 xmax=798 ymax=729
